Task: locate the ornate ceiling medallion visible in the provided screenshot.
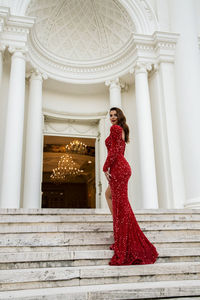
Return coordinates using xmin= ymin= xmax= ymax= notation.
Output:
xmin=26 ymin=0 xmax=137 ymax=83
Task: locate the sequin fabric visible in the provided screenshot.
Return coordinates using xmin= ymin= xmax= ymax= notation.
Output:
xmin=103 ymin=124 xmax=159 ymax=265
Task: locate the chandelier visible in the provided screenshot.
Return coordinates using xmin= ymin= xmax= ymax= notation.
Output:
xmin=66 ymin=140 xmax=87 ymax=154
xmin=50 ymin=154 xmax=84 ymax=182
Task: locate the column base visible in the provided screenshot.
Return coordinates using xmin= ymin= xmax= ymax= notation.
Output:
xmin=184 ymin=196 xmax=200 ymax=209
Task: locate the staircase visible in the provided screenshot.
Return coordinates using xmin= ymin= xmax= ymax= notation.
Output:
xmin=0 ymin=208 xmax=200 ymax=299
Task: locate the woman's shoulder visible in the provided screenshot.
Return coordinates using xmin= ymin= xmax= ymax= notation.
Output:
xmin=110 ymin=124 xmax=123 ymax=137
xmin=110 ymin=124 xmax=122 ymax=132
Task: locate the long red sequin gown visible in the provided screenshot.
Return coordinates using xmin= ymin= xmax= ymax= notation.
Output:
xmin=103 ymin=124 xmax=159 ymax=265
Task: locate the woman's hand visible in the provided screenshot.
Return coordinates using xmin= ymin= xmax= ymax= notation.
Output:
xmin=104 ymin=170 xmax=111 ymax=181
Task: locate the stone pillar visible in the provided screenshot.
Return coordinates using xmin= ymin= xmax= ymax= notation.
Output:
xmin=169 ymin=0 xmax=200 ymax=208
xmin=106 ymin=78 xmax=122 ymax=109
xmin=99 ymin=117 xmax=108 ymax=209
xmin=158 ymin=61 xmax=186 ymax=208
xmin=23 ymin=70 xmax=44 ymax=208
xmin=132 ymin=62 xmax=159 ymax=209
xmin=0 ymin=45 xmax=6 ymax=89
xmin=0 ymin=50 xmax=26 ymax=208
xmin=0 ymin=48 xmax=4 ymax=88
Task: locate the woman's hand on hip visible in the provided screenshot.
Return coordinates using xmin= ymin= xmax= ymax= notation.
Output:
xmin=104 ymin=170 xmax=111 ymax=181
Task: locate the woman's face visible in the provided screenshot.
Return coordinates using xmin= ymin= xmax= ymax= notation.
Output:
xmin=110 ymin=110 xmax=118 ymax=125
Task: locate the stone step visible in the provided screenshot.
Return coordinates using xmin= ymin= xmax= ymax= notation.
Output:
xmin=0 ymin=247 xmax=199 ymax=269
xmin=0 ymin=280 xmax=199 ymax=300
xmin=0 ymin=208 xmax=200 ymax=214
xmin=1 ymin=221 xmax=200 ymax=233
xmin=0 ymin=262 xmax=199 ymax=291
xmin=0 ymin=230 xmax=200 ymax=247
xmin=1 ymin=214 xmax=200 ymax=223
xmin=0 ymin=241 xmax=200 ymax=253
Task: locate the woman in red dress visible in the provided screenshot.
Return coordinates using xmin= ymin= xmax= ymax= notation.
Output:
xmin=103 ymin=107 xmax=159 ymax=266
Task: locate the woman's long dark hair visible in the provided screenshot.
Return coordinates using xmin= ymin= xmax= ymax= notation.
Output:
xmin=110 ymin=107 xmax=130 ymax=143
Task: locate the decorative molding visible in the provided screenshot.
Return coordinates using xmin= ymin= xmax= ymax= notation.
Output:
xmin=105 ymin=77 xmax=129 ymax=92
xmin=21 ymin=0 xmax=159 ymax=83
xmin=105 ymin=78 xmax=120 ymax=87
xmin=8 ymin=46 xmax=27 ymax=54
xmin=153 ymin=31 xmax=179 ymax=63
xmin=0 ymin=7 xmax=34 ymax=53
xmin=27 ymin=31 xmax=137 ymax=83
xmin=27 ymin=31 xmax=179 ymax=83
xmin=43 ymin=107 xmax=107 ymax=121
xmin=130 ymin=61 xmax=153 ymax=76
xmin=139 ymin=0 xmax=158 ymax=32
xmin=44 ymin=119 xmax=99 ymax=138
xmin=0 ymin=4 xmax=175 ymax=84
xmin=8 ymin=0 xmax=159 ymax=35
xmin=26 ymin=69 xmax=48 ymax=81
xmin=0 ymin=7 xmax=10 ymax=32
xmin=26 ymin=0 xmax=136 ymax=62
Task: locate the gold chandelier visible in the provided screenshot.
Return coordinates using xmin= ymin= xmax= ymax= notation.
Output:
xmin=50 ymin=154 xmax=84 ymax=182
xmin=66 ymin=140 xmax=87 ymax=154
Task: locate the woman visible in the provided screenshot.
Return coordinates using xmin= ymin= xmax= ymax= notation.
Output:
xmin=103 ymin=107 xmax=159 ymax=266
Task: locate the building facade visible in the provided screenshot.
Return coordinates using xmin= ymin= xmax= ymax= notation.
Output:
xmin=0 ymin=0 xmax=200 ymax=210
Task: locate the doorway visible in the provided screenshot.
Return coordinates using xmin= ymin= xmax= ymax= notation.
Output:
xmin=42 ymin=135 xmax=96 ymax=208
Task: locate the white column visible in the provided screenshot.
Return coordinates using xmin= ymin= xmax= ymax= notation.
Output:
xmin=23 ymin=71 xmax=44 ymax=208
xmin=169 ymin=0 xmax=200 ymax=208
xmin=106 ymin=78 xmax=122 ymax=108
xmin=0 ymin=45 xmax=6 ymax=90
xmin=99 ymin=118 xmax=108 ymax=209
xmin=158 ymin=62 xmax=186 ymax=208
xmin=133 ymin=62 xmax=159 ymax=209
xmin=0 ymin=50 xmax=26 ymax=208
xmin=0 ymin=49 xmax=3 ymax=88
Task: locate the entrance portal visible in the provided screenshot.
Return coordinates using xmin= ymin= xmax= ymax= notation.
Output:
xmin=42 ymin=135 xmax=96 ymax=208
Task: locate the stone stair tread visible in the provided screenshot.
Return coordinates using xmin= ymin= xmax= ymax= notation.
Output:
xmin=0 ymin=208 xmax=200 ymax=214
xmin=0 ymin=247 xmax=200 ymax=263
xmin=0 ymin=261 xmax=200 ymax=284
xmin=0 ymin=279 xmax=199 ymax=299
xmin=0 ymin=232 xmax=200 ymax=247
xmin=1 ymin=242 xmax=200 ymax=254
xmin=1 ymin=215 xmax=200 ymax=222
xmin=1 ymin=222 xmax=200 ymax=233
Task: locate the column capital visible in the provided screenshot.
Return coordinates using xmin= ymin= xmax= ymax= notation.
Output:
xmin=105 ymin=78 xmax=121 ymax=88
xmin=105 ymin=78 xmax=128 ymax=92
xmin=8 ymin=47 xmax=27 ymax=60
xmin=130 ymin=62 xmax=153 ymax=75
xmin=26 ymin=69 xmax=48 ymax=81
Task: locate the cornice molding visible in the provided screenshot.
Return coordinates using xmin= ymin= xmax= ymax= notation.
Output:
xmin=27 ymin=32 xmax=136 ymax=84
xmin=27 ymin=31 xmax=179 ymax=84
xmin=0 ymin=6 xmax=177 ymax=84
xmin=0 ymin=7 xmax=34 ymax=52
